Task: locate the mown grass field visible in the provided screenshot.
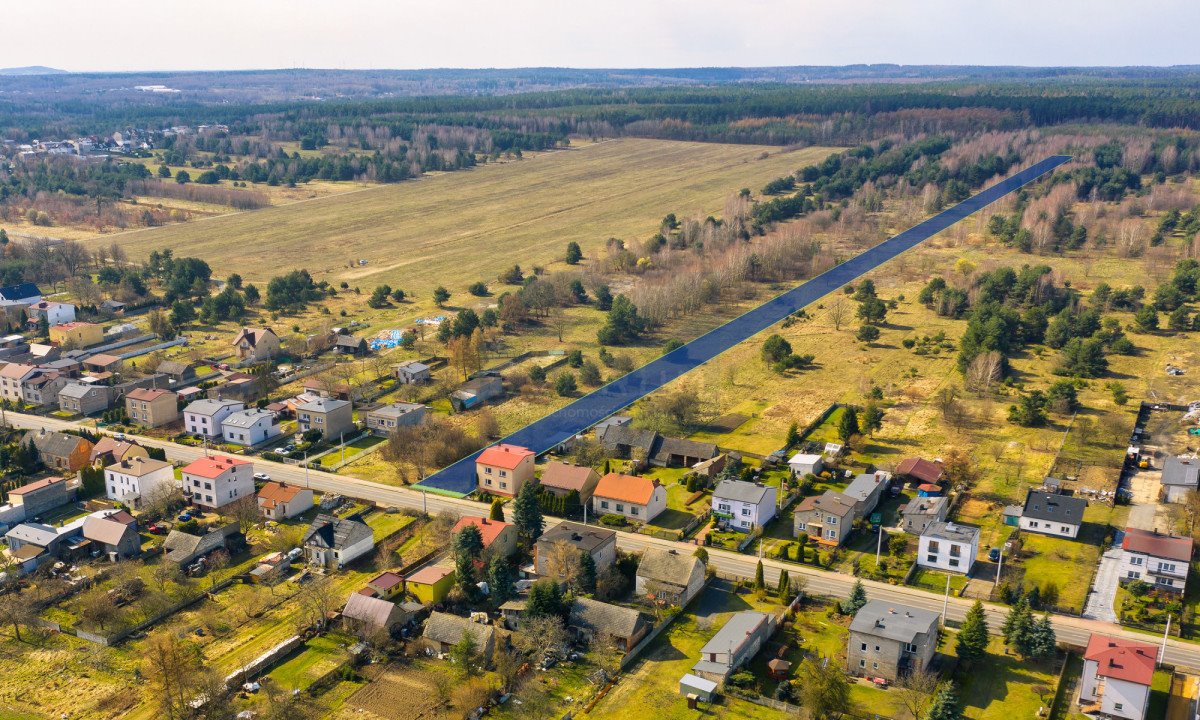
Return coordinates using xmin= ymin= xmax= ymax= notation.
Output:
xmin=95 ymin=140 xmax=835 ymax=292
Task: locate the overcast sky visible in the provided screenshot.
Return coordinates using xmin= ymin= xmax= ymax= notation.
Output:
xmin=4 ymin=0 xmax=1198 ymax=72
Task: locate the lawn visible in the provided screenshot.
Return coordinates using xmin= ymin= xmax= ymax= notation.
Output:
xmin=318 ymin=435 xmax=386 ymax=467
xmin=267 ymin=631 xmax=355 ymax=691
xmin=362 ymin=509 xmax=417 ymax=542
xmin=1014 ymin=533 xmax=1103 ymax=613
xmin=949 ymin=637 xmax=1065 ymax=720
xmin=909 ymin=566 xmax=968 ymax=595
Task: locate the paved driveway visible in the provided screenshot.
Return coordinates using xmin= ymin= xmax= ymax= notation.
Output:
xmin=1083 ymin=540 xmax=1123 ymax=623
xmin=420 ymin=155 xmax=1073 ymax=494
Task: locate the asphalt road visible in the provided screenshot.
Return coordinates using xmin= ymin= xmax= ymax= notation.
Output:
xmin=420 ymin=155 xmax=1075 ymax=494
xmin=9 ymin=407 xmax=1200 ymax=671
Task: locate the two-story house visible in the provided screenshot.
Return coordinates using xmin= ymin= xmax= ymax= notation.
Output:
xmin=183 ymin=398 xmax=245 ymax=439
xmin=296 ymin=397 xmax=354 ymax=440
xmin=844 ymin=471 xmax=891 ymax=520
xmin=20 ymin=369 xmax=69 ymax=407
xmin=221 ymin=408 xmax=281 ymax=446
xmin=452 ymin=516 xmax=517 ymax=558
xmin=592 ymin=472 xmax=667 ymax=523
xmin=711 ymin=479 xmax=777 ymax=532
xmin=1079 ymin=634 xmax=1156 ymax=720
xmin=475 ymin=444 xmax=536 ymax=497
xmin=1019 ymin=489 xmax=1086 ymax=539
xmin=181 ymin=455 xmax=254 ymax=511
xmin=848 ymin=600 xmax=940 ymax=681
xmin=57 ymin=382 xmax=112 ymax=416
xmin=0 ymin=363 xmax=38 ymax=404
xmin=535 ymin=521 xmax=617 ymax=578
xmin=232 ymin=327 xmax=281 ymax=362
xmin=635 ymin=547 xmax=705 ymax=607
xmin=302 ymin=513 xmax=374 ymax=569
xmin=256 ymin=481 xmax=315 ymax=520
xmin=125 ymin=388 xmax=180 ymax=428
xmin=48 ymin=321 xmax=103 ymax=349
xmin=793 ymin=490 xmax=856 ymax=546
xmin=917 ymin=521 xmax=980 ymax=574
xmin=104 ymin=456 xmax=175 ymax=509
xmin=363 ymin=402 xmax=428 ymax=436
xmin=1119 ymin=527 xmax=1193 ymax=594
xmin=27 ymin=300 xmax=75 ymax=327
xmin=900 ymin=495 xmax=949 ymax=535
xmin=392 ymin=360 xmax=431 ymax=384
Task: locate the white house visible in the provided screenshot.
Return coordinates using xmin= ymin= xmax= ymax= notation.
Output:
xmin=256 ymin=481 xmax=315 ymax=520
xmin=181 ymin=455 xmax=254 ymax=511
xmin=302 ymin=513 xmax=374 ymax=569
xmin=104 ymin=457 xmax=175 ymax=509
xmin=711 ymin=479 xmax=777 ymax=532
xmin=1018 ymin=490 xmax=1085 ymax=539
xmin=788 ymin=452 xmax=824 ymax=477
xmin=1119 ymin=527 xmax=1193 ymax=594
xmin=1079 ymin=634 xmax=1155 ymax=720
xmin=27 ymin=300 xmax=76 ymax=327
xmin=221 ymin=408 xmax=281 ymax=446
xmin=917 ymin=521 xmax=979 ymax=574
xmin=183 ymin=398 xmax=245 ymax=439
xmin=592 ymin=473 xmax=667 ymax=523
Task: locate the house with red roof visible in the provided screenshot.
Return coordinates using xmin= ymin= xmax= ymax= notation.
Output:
xmin=256 ymin=481 xmax=314 ymax=520
xmin=475 ymin=444 xmax=535 ymax=497
xmin=452 ymin=516 xmax=517 ymax=558
xmin=591 ymin=473 xmax=666 ymax=523
xmin=1119 ymin=527 xmax=1193 ymax=594
xmin=182 ymin=455 xmax=254 ymax=510
xmin=895 ymin=457 xmax=944 ymax=485
xmin=1079 ymin=634 xmax=1156 ymax=720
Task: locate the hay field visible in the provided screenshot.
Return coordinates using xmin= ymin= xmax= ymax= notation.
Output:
xmin=95 ymin=139 xmax=835 ymax=291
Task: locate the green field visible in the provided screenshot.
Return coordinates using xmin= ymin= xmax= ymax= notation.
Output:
xmin=96 ymin=140 xmax=835 ymax=294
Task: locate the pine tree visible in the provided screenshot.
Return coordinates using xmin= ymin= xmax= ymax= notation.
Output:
xmin=512 ymin=482 xmax=544 ymax=546
xmin=838 ymin=406 xmax=860 ymax=442
xmin=452 ymin=525 xmax=484 ymax=597
xmin=785 ymin=422 xmax=800 ymax=448
xmin=489 ymin=498 xmax=505 ymax=521
xmin=777 ymin=569 xmax=791 ymax=601
xmin=1027 ymin=614 xmax=1057 ymax=660
xmin=489 ymin=554 xmax=514 ymax=605
xmin=840 ymin=579 xmax=868 ymax=615
xmin=956 ymin=600 xmax=989 ymax=664
xmin=576 ymin=551 xmax=597 ymax=593
xmin=754 ymin=560 xmax=765 ymax=590
xmin=925 ymin=682 xmax=964 ymax=720
xmin=1003 ymin=597 xmax=1035 ymax=656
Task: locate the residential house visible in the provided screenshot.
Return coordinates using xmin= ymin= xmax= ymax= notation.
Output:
xmin=900 ymin=495 xmax=949 ymax=535
xmin=5 ymin=476 xmax=72 ymax=518
xmin=82 ymin=512 xmax=140 ymax=559
xmin=634 ymin=547 xmax=705 ymax=607
xmin=207 ymin=372 xmax=262 ymax=402
xmin=303 ymin=513 xmax=375 ymax=569
xmin=1119 ymin=527 xmax=1193 ymax=594
xmin=26 ymin=300 xmax=75 ymax=327
xmin=89 ymin=437 xmax=148 ymax=466
xmin=183 ymin=398 xmax=245 ymax=438
xmin=538 ymin=462 xmax=601 ymax=503
xmin=1019 ymin=489 xmax=1086 ymax=539
xmin=0 ymin=363 xmax=37 ymax=403
xmin=48 ymin=321 xmax=103 ymax=348
xmin=450 ymin=375 xmax=503 ymax=411
xmin=918 ymin=521 xmax=980 ymax=574
xmin=296 ymin=397 xmax=355 ymax=440
xmin=392 ymin=360 xmax=431 ymax=384
xmin=847 ymin=600 xmax=940 ymax=682
xmin=342 ymin=594 xmax=406 ymax=635
xmin=793 ymin=490 xmax=857 ymax=546
xmin=452 ymin=516 xmax=517 ymax=558
xmin=405 ymin=565 xmax=455 ymax=604
xmin=232 ymin=327 xmax=281 ymax=362
xmin=650 ymin=437 xmax=719 ymax=468
xmin=334 ymin=335 xmax=369 ymax=356
xmin=125 ymin=388 xmax=179 ymax=428
xmin=364 ymin=402 xmax=428 ymax=436
xmin=181 ymin=455 xmax=254 ymax=511
xmin=592 ymin=473 xmax=667 ymax=523
xmin=20 ymin=368 xmax=69 ymax=407
xmin=896 ymin=457 xmax=944 ymax=486
xmin=787 ymin=452 xmax=824 ymax=477
xmin=4 ymin=521 xmax=71 ymax=567
xmin=0 ymin=282 xmax=43 ymax=305
xmin=475 ymin=444 xmax=536 ymax=497
xmin=570 ymin=598 xmax=651 ymax=652
xmin=691 ymin=611 xmax=775 ymax=684
xmin=844 ymin=471 xmax=890 ymax=520
xmin=712 ymin=479 xmax=777 ymax=532
xmin=256 ymin=482 xmax=315 ymax=521
xmin=156 ymin=361 xmax=196 ymax=384
xmin=162 ymin=523 xmax=245 ymax=567
xmin=22 ymin=430 xmax=93 ymax=472
xmin=1079 ymin=635 xmax=1156 ymax=720
xmin=365 ymin=571 xmax=405 ymax=600
xmin=57 ymin=382 xmax=112 ymax=416
xmin=535 ymin=522 xmax=617 ymax=578
xmin=423 ymin=611 xmax=496 ymax=658
xmin=1160 ymin=456 xmax=1200 ymax=503
xmin=221 ymin=408 xmax=281 ymax=446
xmin=104 ymin=456 xmax=175 ymax=508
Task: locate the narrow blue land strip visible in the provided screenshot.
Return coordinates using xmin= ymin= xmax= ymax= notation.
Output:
xmin=418 ymin=155 xmax=1073 ymax=494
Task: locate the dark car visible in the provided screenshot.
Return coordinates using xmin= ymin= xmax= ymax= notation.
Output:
xmin=988 ymin=548 xmax=1001 ymax=562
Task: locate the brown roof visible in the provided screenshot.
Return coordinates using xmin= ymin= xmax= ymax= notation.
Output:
xmin=90 ymin=437 xmax=144 ymax=463
xmin=82 ymin=516 xmax=134 ymax=546
xmin=368 ymin=571 xmax=404 ymax=592
xmin=127 ymin=387 xmax=173 ymax=402
xmin=896 ymin=458 xmax=944 ymax=484
xmin=8 ymin=476 xmax=66 ymax=495
xmin=593 ymin=473 xmax=659 ymax=505
xmin=1122 ymin=527 xmax=1193 ymax=563
xmin=794 ymin=490 xmax=856 ymax=517
xmin=406 ymin=565 xmax=453 ymax=585
xmin=539 ymin=462 xmax=598 ymax=492
xmin=0 ymin=363 xmax=36 ymax=379
xmin=256 ymin=481 xmax=305 ymax=507
xmin=84 ymin=353 xmax=122 ymax=368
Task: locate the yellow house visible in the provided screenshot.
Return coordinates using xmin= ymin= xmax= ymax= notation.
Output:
xmin=405 ymin=565 xmax=455 ymax=604
xmin=48 ymin=322 xmax=104 ymax=349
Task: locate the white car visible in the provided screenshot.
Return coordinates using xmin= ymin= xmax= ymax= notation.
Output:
xmin=253 ymin=472 xmax=271 ymax=482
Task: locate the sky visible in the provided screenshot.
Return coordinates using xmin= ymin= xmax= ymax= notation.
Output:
xmin=4 ymin=0 xmax=1199 ymax=72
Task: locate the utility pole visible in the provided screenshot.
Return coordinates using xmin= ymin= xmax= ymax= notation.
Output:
xmin=942 ymin=574 xmax=951 ymax=627
xmin=303 ymin=450 xmax=310 ymax=489
xmin=1160 ymin=614 xmax=1172 ymax=665
xmin=340 ymin=432 xmax=346 ymax=463
xmin=996 ymin=543 xmax=1005 ymax=587
xmin=876 ymin=523 xmax=883 ymax=566
xmin=422 ymin=488 xmax=427 ymax=515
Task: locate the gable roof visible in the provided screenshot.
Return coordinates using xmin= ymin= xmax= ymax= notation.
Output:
xmin=594 ymin=473 xmax=659 ymax=505
xmin=257 ymin=482 xmax=306 ymax=507
xmin=127 ymin=387 xmax=173 ymax=402
xmin=896 ymin=458 xmax=944 ymax=484
xmin=1021 ymin=490 xmax=1086 ymax=524
xmin=181 ymin=455 xmax=250 ymax=479
xmin=1161 ymin=456 xmax=1200 ymax=487
xmin=1084 ymin=634 xmax=1156 ymax=686
xmin=635 ymin=547 xmax=703 ymax=588
xmin=89 ymin=437 xmax=142 ymax=463
xmin=537 ymin=521 xmax=616 ymax=553
xmin=570 ymin=597 xmax=647 ymax=639
xmin=109 ymin=456 xmax=172 ymax=477
xmin=452 ymin=516 xmax=513 ymax=548
xmin=1122 ymin=527 xmax=1193 ymax=563
xmin=850 ymin=600 xmax=940 ymax=644
xmin=59 ymin=382 xmax=105 ymax=399
xmin=156 ymin=360 xmax=192 ymax=376
xmin=185 ymin=398 xmax=243 ymax=416
xmin=844 ymin=472 xmax=889 ymax=504
xmin=342 ymin=593 xmax=399 ymax=628
xmin=713 ymin=479 xmax=774 ymax=505
xmin=161 ymin=524 xmax=240 ymax=563
xmin=423 ymin=611 xmax=495 ymax=647
xmin=0 ymin=363 xmax=37 ymax=380
xmin=233 ymin=327 xmax=276 ymax=347
xmin=7 ymin=475 xmax=67 ymax=496
xmin=597 ymin=425 xmax=660 ymax=453
xmin=794 ymin=490 xmax=856 ymax=518
xmin=303 ymin=513 xmax=372 ymax=551
xmin=539 ymin=462 xmax=599 ymax=492
xmin=699 ymin=611 xmax=770 ymax=655
xmin=0 ymin=282 xmax=41 ymax=301
xmin=23 ymin=430 xmax=89 ymax=458
xmin=82 ymin=515 xmax=135 ymax=546
xmin=651 ymin=436 xmax=718 ymax=464
xmin=476 ymin=444 xmax=534 ymax=470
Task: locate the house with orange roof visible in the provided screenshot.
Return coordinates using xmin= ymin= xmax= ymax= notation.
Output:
xmin=182 ymin=455 xmax=254 ymax=510
xmin=1079 ymin=634 xmax=1156 ymax=720
xmin=48 ymin=321 xmax=103 ymax=349
xmin=452 ymin=516 xmax=517 ymax=558
xmin=591 ymin=472 xmax=666 ymax=523
xmin=475 ymin=444 xmax=535 ymax=497
xmin=0 ymin=363 xmax=38 ymax=403
xmin=256 ymin=481 xmax=314 ymax=520
xmin=125 ymin=387 xmax=179 ymax=428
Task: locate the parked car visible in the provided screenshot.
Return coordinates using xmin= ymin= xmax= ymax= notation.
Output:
xmin=177 ymin=513 xmax=192 ymax=522
xmin=988 ymin=548 xmax=1001 ymax=562
xmin=147 ymin=523 xmax=166 ymax=535
xmin=253 ymin=472 xmax=271 ymax=482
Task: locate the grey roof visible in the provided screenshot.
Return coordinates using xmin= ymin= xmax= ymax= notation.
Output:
xmin=713 ymin=479 xmax=774 ymax=505
xmin=342 ymin=593 xmax=399 ymax=628
xmin=922 ymin=521 xmax=979 ymax=545
xmin=423 ymin=611 xmax=495 ymax=647
xmin=1021 ymin=490 xmax=1086 ymax=524
xmin=1161 ymin=457 xmax=1200 ymax=487
xmin=5 ymin=522 xmax=60 ymax=546
xmin=222 ymin=408 xmax=275 ymax=428
xmin=636 ymin=547 xmax=704 ymax=589
xmin=303 ymin=513 xmax=372 ymax=551
xmin=698 ymin=611 xmax=770 ymax=655
xmin=23 ymin=430 xmax=88 ymax=459
xmin=368 ymin=402 xmax=425 ymax=419
xmin=185 ymin=398 xmax=243 ymax=416
xmin=538 ymin=522 xmax=616 ymax=553
xmin=296 ymin=397 xmax=351 ymax=413
xmin=570 ymin=598 xmax=647 ymax=639
xmin=652 ymin=436 xmax=719 ymax=463
xmin=795 ymin=490 xmax=857 ymax=517
xmin=335 ymin=335 xmax=366 ymax=348
xmin=844 ymin=473 xmax=888 ymax=504
xmin=162 ymin=523 xmax=240 ymax=564
xmin=58 ymin=382 xmax=104 ymax=399
xmin=849 ymin=600 xmax=940 ymax=644
xmin=597 ymin=424 xmax=660 ymax=452
xmin=902 ymin=495 xmax=948 ymax=517
xmin=394 ymin=360 xmax=429 ymax=371
xmin=156 ymin=361 xmax=192 ymax=376
xmin=457 ymin=376 xmax=502 ymax=393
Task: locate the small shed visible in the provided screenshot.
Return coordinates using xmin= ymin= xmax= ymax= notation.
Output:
xmin=1002 ymin=505 xmax=1023 ymax=527
xmin=768 ymin=658 xmax=792 ymax=680
xmin=917 ymin=484 xmax=942 ymax=497
xmin=679 ymin=673 xmax=717 ymax=703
